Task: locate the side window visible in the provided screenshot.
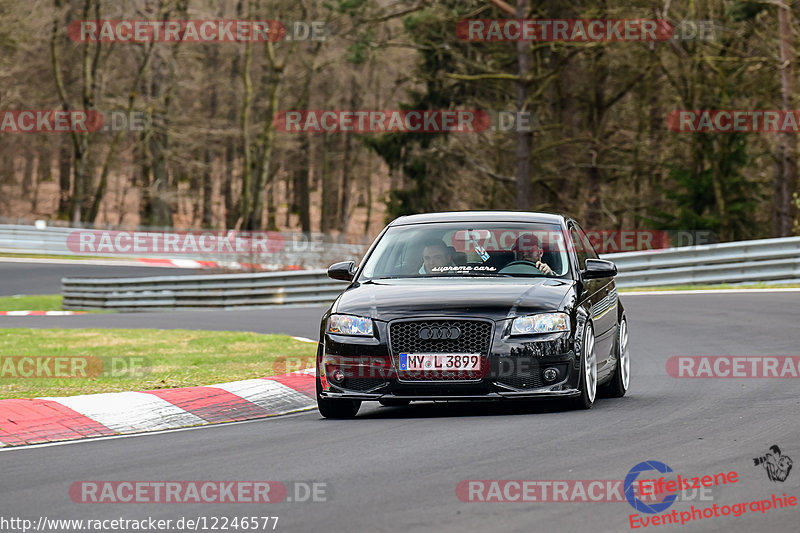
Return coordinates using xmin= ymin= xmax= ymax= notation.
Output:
xmin=570 ymin=227 xmax=588 ymax=270
xmin=569 ymin=222 xmax=598 ymax=270
xmin=573 ymin=223 xmax=599 ymax=260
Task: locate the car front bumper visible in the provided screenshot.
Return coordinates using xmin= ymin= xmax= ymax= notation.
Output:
xmin=318 ymin=323 xmax=581 ymax=401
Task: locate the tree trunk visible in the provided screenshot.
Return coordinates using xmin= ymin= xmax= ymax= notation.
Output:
xmin=364 ymin=151 xmax=374 ymax=237
xmin=774 ymin=3 xmax=796 ymax=237
xmin=514 ymin=0 xmax=532 ymax=210
xmin=294 ymin=133 xmax=311 ymax=233
xmin=202 ymin=45 xmax=219 ymax=228
xmin=57 ymin=135 xmax=72 ymax=218
xmin=224 ymin=142 xmax=237 ymax=228
xmin=238 ymin=0 xmax=255 ymax=228
xmin=22 ymin=147 xmax=35 ymax=200
xmin=320 ymin=133 xmax=339 ymax=232
xmin=249 ymin=67 xmax=282 ymax=230
xmin=339 ymin=76 xmax=358 ymax=235
xmin=143 ymin=52 xmax=172 ymax=227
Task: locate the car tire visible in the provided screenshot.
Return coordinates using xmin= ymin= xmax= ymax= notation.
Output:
xmin=379 ymin=399 xmax=411 ymax=407
xmin=317 ymin=378 xmax=361 ymax=419
xmin=604 ymin=316 xmax=630 ymax=398
xmin=571 ymin=322 xmax=597 ymax=410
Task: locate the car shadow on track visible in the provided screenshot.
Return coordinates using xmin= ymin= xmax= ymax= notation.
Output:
xmin=353 ymin=398 xmax=627 ymax=420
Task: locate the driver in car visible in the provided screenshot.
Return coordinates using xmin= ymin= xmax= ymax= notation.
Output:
xmin=512 ymin=234 xmax=554 ymax=275
xmin=419 ymin=239 xmax=457 ymax=274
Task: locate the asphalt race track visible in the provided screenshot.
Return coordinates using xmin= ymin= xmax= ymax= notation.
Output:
xmin=1 ymin=283 xmax=799 ymax=532
xmin=0 ymin=306 xmax=328 ymax=338
xmin=0 ymin=261 xmax=196 ymax=296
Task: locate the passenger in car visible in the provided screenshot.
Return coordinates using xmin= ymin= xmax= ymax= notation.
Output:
xmin=512 ymin=235 xmax=555 ymax=275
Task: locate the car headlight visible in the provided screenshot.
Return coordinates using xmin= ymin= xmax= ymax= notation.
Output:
xmin=327 ymin=314 xmax=374 ymax=336
xmin=510 ymin=313 xmax=570 ymax=335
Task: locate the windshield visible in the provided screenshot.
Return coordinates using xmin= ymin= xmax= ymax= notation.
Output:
xmin=359 ymin=222 xmax=571 ymax=280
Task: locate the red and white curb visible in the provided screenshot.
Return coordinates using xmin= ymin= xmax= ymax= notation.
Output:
xmin=0 ymin=311 xmax=85 ymax=316
xmin=137 ymin=258 xmax=302 ymax=271
xmin=0 ymin=255 xmax=302 ymax=271
xmin=0 ymin=368 xmax=317 ymax=447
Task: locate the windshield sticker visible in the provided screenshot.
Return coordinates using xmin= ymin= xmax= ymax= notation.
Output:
xmin=469 ymin=233 xmax=491 ymax=262
xmin=430 ymin=265 xmax=497 ymax=272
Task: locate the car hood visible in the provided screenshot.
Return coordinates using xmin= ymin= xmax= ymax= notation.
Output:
xmin=333 ymin=278 xmax=575 ymax=321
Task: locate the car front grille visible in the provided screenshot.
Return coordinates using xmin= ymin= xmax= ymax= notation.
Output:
xmin=492 ymin=359 xmax=568 ymax=390
xmin=389 ymin=319 xmax=492 ymax=381
xmin=339 ymin=377 xmax=386 ymax=393
xmin=493 ymin=359 xmax=545 ymax=390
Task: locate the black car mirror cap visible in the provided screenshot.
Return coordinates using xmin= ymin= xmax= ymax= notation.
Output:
xmin=581 ymin=258 xmax=618 ymax=279
xmin=328 ymin=261 xmax=356 ymax=281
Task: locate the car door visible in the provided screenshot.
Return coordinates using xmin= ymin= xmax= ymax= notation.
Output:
xmin=568 ymin=221 xmax=617 ymax=374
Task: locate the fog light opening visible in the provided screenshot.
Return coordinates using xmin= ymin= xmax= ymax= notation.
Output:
xmin=332 ymin=369 xmax=345 ymax=383
xmin=543 ymin=367 xmax=558 ymax=382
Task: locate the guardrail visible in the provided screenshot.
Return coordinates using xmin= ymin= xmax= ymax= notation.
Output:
xmin=603 ymin=236 xmax=800 ymax=288
xmin=62 ymin=270 xmax=338 ymax=311
xmin=60 ymin=236 xmax=800 ymax=311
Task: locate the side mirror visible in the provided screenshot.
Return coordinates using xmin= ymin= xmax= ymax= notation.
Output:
xmin=581 ymin=258 xmax=617 ymax=279
xmin=328 ymin=261 xmax=356 ymax=282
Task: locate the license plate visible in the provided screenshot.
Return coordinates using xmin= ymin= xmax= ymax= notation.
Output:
xmin=399 ymin=353 xmax=481 ymax=371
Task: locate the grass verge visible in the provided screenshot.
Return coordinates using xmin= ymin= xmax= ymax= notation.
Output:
xmin=0 ymin=294 xmax=65 ymax=312
xmin=0 ymin=294 xmax=110 ymax=313
xmin=0 ymin=328 xmax=317 ymax=399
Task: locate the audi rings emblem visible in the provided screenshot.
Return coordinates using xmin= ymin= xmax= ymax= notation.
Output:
xmin=418 ymin=326 xmax=461 ymax=340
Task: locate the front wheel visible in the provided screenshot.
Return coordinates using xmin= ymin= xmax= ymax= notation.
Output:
xmin=571 ymin=322 xmax=597 ymax=410
xmin=317 ymin=378 xmax=361 ymax=419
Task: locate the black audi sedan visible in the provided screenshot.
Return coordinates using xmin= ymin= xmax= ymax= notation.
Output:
xmin=316 ymin=211 xmax=630 ymax=418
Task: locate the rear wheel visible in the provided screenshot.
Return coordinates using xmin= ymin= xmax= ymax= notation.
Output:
xmin=317 ymin=378 xmax=361 ymax=419
xmin=379 ymin=399 xmax=411 ymax=407
xmin=571 ymin=322 xmax=597 ymax=410
xmin=604 ymin=316 xmax=630 ymax=398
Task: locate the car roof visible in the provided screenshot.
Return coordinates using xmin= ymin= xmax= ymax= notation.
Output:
xmin=388 ymin=211 xmax=567 ymax=226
